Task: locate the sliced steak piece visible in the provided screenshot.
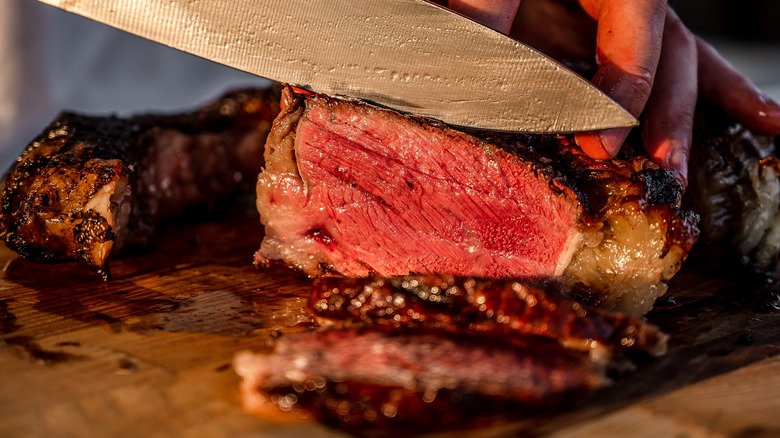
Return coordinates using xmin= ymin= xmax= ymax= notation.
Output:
xmin=310 ymin=275 xmax=668 ymax=356
xmin=234 ymin=328 xmax=605 ymax=433
xmin=0 ymin=88 xmax=278 ymax=278
xmin=256 ymin=85 xmax=699 ymax=315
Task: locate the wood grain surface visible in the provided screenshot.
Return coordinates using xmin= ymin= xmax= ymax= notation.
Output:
xmin=1 ymin=206 xmax=778 ymax=437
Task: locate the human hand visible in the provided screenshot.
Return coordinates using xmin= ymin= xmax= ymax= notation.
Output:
xmin=447 ymin=0 xmax=780 ymax=186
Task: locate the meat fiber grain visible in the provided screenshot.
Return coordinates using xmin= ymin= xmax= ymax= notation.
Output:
xmin=234 ymin=328 xmax=605 ymax=433
xmin=256 ymin=86 xmax=699 ymax=315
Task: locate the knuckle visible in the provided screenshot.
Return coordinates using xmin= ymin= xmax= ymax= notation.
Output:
xmin=628 ymin=68 xmax=655 ymax=99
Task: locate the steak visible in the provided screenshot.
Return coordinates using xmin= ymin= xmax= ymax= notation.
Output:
xmin=4 ymin=85 xmax=777 ymax=303
xmin=234 ymin=328 xmax=606 ymax=432
xmin=256 ymin=86 xmax=699 ymax=315
xmin=3 ymin=85 xmax=778 ymax=432
xmin=684 ymin=106 xmax=780 ymax=280
xmin=309 ymin=275 xmax=668 ymax=356
xmin=235 ymin=274 xmax=666 ymax=431
xmin=0 ymin=88 xmax=279 ymax=278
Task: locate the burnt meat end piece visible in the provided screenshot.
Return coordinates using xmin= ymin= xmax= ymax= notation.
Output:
xmin=234 ymin=328 xmax=605 ymax=433
xmin=0 ymin=87 xmax=279 ymax=276
xmin=310 ymin=275 xmax=668 ymax=356
xmin=256 ymin=85 xmax=699 ymax=315
xmin=685 ymin=106 xmax=780 ymax=280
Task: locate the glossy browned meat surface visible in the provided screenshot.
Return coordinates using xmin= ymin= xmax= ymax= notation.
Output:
xmin=310 ymin=275 xmax=668 ymax=355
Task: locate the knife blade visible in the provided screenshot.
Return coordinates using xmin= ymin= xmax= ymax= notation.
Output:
xmin=37 ymin=0 xmax=637 ymax=133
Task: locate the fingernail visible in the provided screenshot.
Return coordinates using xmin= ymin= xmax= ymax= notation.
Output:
xmin=759 ymin=93 xmax=780 ymax=116
xmin=666 ymin=147 xmax=689 ymax=187
xmin=598 ymin=128 xmax=629 ymax=156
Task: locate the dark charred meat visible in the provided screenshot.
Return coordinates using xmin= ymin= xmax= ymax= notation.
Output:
xmin=256 ymin=85 xmax=698 ymax=315
xmin=685 ymin=106 xmax=780 ymax=280
xmin=0 ymin=88 xmax=279 ymax=277
xmin=310 ymin=275 xmax=668 ymax=356
xmin=234 ymin=328 xmax=605 ymax=433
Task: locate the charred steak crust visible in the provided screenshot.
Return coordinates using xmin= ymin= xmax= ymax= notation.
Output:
xmin=256 ymin=85 xmax=699 ymax=314
xmin=490 ymin=132 xmax=701 ymax=261
xmin=309 ymin=275 xmax=668 ymax=356
xmin=474 ymin=129 xmax=684 ymax=222
xmin=0 ymin=88 xmax=279 ymax=276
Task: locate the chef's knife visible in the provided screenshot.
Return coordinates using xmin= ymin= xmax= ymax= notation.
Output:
xmin=37 ymin=0 xmax=637 ymax=133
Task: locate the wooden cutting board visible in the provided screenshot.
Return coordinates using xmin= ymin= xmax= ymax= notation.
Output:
xmin=1 ymin=207 xmax=779 ymax=438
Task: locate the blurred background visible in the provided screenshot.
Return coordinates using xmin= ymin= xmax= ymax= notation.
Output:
xmin=671 ymin=0 xmax=780 ymax=103
xmin=671 ymin=0 xmax=780 ymax=41
xmin=1 ymin=0 xmax=779 ymax=172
